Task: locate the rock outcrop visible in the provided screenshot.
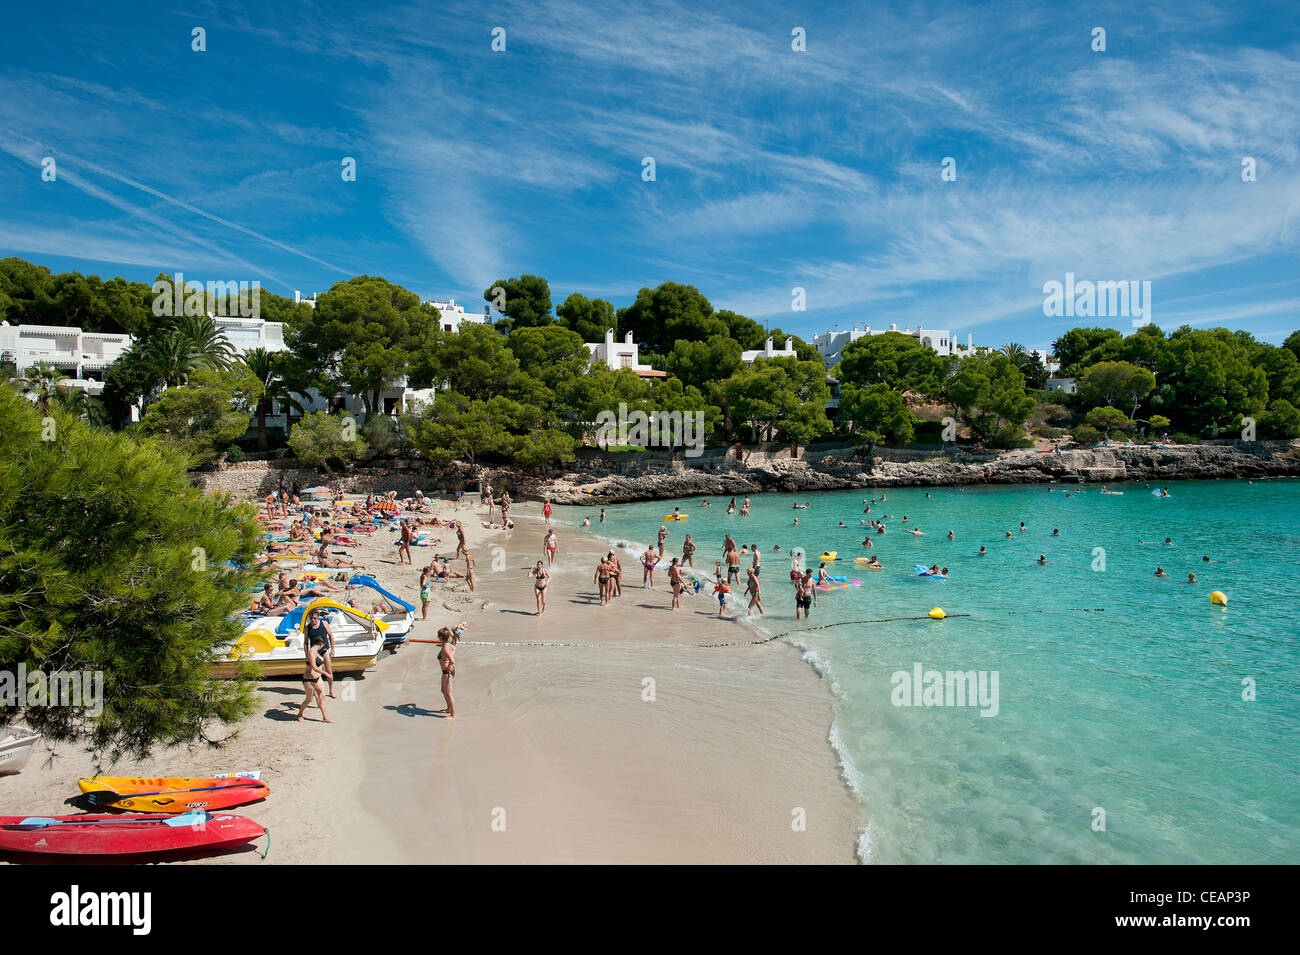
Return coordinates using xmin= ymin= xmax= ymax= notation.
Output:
xmin=190 ymin=443 xmax=1299 ymax=504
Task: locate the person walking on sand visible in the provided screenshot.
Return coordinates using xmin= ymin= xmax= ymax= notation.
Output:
xmin=725 ymin=543 xmax=741 ymax=585
xmin=454 ymin=521 xmax=468 ymax=559
xmin=543 ymin=499 xmax=552 ymax=525
xmin=543 ymin=528 xmax=558 ymax=566
xmin=529 ymin=561 xmax=550 ymax=614
xmin=745 ymin=567 xmax=763 ymax=615
xmin=500 ymin=492 xmax=512 ymax=524
xmin=436 ymin=622 xmax=465 ymax=719
xmin=297 ymin=607 xmax=334 ymax=722
xmin=464 ymin=550 xmax=476 ymax=592
xmin=668 ymin=558 xmax=685 ymax=610
xmin=682 ymin=533 xmax=696 ymax=568
xmin=642 ymin=546 xmax=660 ymax=588
xmin=397 ymin=519 xmax=413 ymax=565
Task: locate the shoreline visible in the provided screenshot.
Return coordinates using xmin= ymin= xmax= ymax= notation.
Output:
xmin=189 ymin=442 xmax=1300 ymax=506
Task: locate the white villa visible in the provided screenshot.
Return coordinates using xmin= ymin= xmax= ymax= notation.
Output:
xmin=813 ymin=324 xmax=971 ymax=366
xmin=586 ymin=328 xmax=666 ymax=378
xmin=741 ymin=336 xmax=797 ymax=363
xmin=0 ymin=322 xmax=132 ymax=395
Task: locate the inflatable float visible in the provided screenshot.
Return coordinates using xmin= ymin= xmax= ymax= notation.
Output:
xmin=854 ymin=557 xmax=883 ymax=569
xmin=914 ymin=564 xmax=948 ymax=579
xmin=663 ymin=515 xmax=687 ymax=521
xmin=817 ymin=551 xmax=838 ymax=561
xmin=816 ymin=574 xmax=862 ymax=592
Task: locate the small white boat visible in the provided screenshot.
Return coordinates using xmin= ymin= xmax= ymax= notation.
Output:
xmin=0 ymin=725 xmax=39 ymax=775
xmin=209 ymin=597 xmax=389 ymax=679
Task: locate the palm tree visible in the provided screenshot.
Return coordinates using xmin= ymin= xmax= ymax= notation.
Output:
xmin=17 ymin=363 xmax=68 ymax=411
xmin=1002 ymin=342 xmax=1027 ymax=359
xmin=241 ymin=348 xmax=304 ymax=450
xmin=135 ymin=331 xmax=201 ymax=388
xmin=174 ymin=314 xmax=236 ymax=370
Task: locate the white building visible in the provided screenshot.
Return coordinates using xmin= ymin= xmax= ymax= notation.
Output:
xmin=741 ymin=336 xmax=797 ymax=363
xmin=586 ymin=328 xmax=666 ymax=378
xmin=213 ymin=316 xmax=286 ymax=353
xmin=427 ymin=298 xmax=490 ymax=334
xmin=813 ymin=324 xmax=969 ymax=366
xmin=1045 ymin=377 xmax=1077 ymax=395
xmin=0 ymin=321 xmax=132 ymax=395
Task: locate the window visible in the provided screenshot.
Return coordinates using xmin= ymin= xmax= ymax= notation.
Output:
xmin=620 ymin=354 xmax=633 ymax=368
xmin=444 ymin=324 xmax=453 ymax=332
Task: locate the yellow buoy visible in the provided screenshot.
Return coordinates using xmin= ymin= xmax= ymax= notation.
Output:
xmin=928 ymin=607 xmax=946 ymax=619
xmin=1210 ymin=591 xmax=1228 ymax=607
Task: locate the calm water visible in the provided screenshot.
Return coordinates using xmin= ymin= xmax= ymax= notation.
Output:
xmin=571 ymin=479 xmax=1300 ymax=863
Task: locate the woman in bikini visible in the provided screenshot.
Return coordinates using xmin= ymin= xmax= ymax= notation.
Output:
xmin=436 ymin=624 xmax=462 ymax=719
xmin=745 ymin=567 xmax=763 ymax=615
xmin=594 ymin=557 xmax=612 ymax=605
xmin=641 ymin=546 xmax=660 ymax=588
xmin=419 ymin=569 xmax=431 ymax=620
xmin=530 ymin=560 xmax=550 ymax=614
xmin=297 ymin=608 xmax=333 ymax=722
xmin=682 ymin=534 xmax=695 ymax=568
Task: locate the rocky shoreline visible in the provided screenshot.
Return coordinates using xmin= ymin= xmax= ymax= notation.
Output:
xmin=191 ymin=442 xmax=1298 ymax=504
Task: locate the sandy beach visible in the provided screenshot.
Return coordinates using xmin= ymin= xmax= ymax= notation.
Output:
xmin=2 ymin=497 xmax=860 ymax=864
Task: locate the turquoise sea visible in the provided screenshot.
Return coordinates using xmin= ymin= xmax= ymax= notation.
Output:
xmin=572 ymin=479 xmax=1300 ymax=863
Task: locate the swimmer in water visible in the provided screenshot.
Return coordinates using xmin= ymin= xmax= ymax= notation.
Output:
xmin=1052 ymin=528 xmax=1060 ymax=536
xmin=977 ymin=546 xmax=987 ymax=556
xmin=904 ymin=527 xmax=923 ymax=536
xmin=861 ymin=537 xmax=873 ymax=549
xmin=838 ymin=521 xmax=846 ymax=527
xmin=793 ymin=518 xmax=799 ymax=526
xmin=1005 ymin=530 xmax=1013 ymax=539
xmin=1187 ymin=572 xmax=1197 ymax=583
xmin=1037 ymin=554 xmax=1047 ymax=564
xmin=947 ymin=530 xmax=955 ymax=540
xmin=1019 ymin=522 xmax=1026 ymax=532
xmin=1154 ymin=566 xmax=1169 ymax=577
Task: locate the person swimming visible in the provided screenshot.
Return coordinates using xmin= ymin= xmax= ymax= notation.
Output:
xmin=1037 ymin=554 xmax=1047 ymax=564
xmin=1187 ymin=572 xmax=1198 ymax=583
xmin=977 ymin=546 xmax=987 ymax=556
xmin=1154 ymin=566 xmax=1169 ymax=577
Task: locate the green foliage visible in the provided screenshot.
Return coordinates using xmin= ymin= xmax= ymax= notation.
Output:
xmin=1078 ymin=360 xmax=1156 ymax=417
xmin=946 ymin=352 xmax=1035 ymax=443
xmin=287 ymin=275 xmax=429 ymax=415
xmin=0 ymin=386 xmax=261 ymax=760
xmin=138 ymin=366 xmax=263 ymax=464
xmin=721 ymin=357 xmax=831 ymax=447
xmin=1085 ymin=405 xmax=1133 ymax=438
xmin=556 ymin=293 xmax=616 ymax=340
xmin=224 ymin=444 xmax=245 ymax=462
xmin=483 ymin=274 xmax=553 ymax=328
xmin=1149 ymin=414 xmax=1171 ymax=430
xmin=361 ymin=412 xmax=402 ymax=452
xmin=1070 ymin=424 xmax=1102 ymax=444
xmin=665 ymin=335 xmax=743 ymax=392
xmin=1259 ymin=399 xmax=1300 ymax=439
xmin=835 ymin=332 xmax=945 ymax=396
xmin=1052 ymin=327 xmax=1124 ymax=376
xmin=839 ymin=382 xmax=914 ymax=447
xmin=404 ymin=393 xmax=574 ymax=469
xmin=288 ymin=411 xmax=369 ymax=470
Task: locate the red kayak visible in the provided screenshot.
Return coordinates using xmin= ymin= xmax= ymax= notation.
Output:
xmin=0 ymin=810 xmax=266 ymax=858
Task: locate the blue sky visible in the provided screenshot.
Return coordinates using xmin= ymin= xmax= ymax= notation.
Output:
xmin=1 ymin=0 xmax=1298 ymax=350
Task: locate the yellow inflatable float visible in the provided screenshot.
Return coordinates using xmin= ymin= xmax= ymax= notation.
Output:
xmin=817 ymin=551 xmax=837 ymax=561
xmin=1210 ymin=590 xmax=1228 ymax=607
